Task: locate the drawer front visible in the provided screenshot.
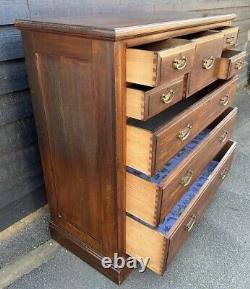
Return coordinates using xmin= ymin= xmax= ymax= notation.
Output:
xmin=188 ymin=33 xmax=224 ymax=95
xmin=218 ymin=50 xmax=246 ymax=80
xmin=155 ymin=77 xmax=237 ymax=172
xmin=126 ymin=40 xmax=195 ymax=87
xmin=160 ymin=107 xmax=237 ymax=221
xmin=228 ymin=52 xmax=246 ymax=79
xmin=222 ymin=27 xmax=239 ymax=49
xmin=158 ymin=46 xmax=195 ymax=84
xmin=126 ymin=77 xmax=184 ymax=121
xmin=166 ymin=141 xmax=236 ymax=266
xmin=147 ymin=77 xmax=184 ymax=119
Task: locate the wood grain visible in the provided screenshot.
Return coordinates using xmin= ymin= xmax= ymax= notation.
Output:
xmin=126 ymin=107 xmax=237 ymax=227
xmin=126 ymin=173 xmax=159 ymax=225
xmin=166 ymin=141 xmax=236 ymax=266
xmin=218 ymin=50 xmax=247 ymax=80
xmin=127 ymin=78 xmax=237 ymax=176
xmin=126 ymin=141 xmax=236 ymax=275
xmin=126 ymin=216 xmax=167 ymax=275
xmin=15 ymin=13 xmax=235 ymax=40
xmin=127 ymin=40 xmax=195 ymax=87
xmin=126 ymin=125 xmax=153 ymax=175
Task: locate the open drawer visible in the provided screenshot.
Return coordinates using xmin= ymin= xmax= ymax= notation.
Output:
xmin=126 ymin=38 xmax=195 ymax=87
xmin=127 ymin=76 xmax=185 ymax=120
xmin=126 ymin=107 xmax=237 ymax=226
xmin=126 ymin=140 xmax=236 ymax=275
xmin=126 ymin=77 xmax=237 ymax=176
xmin=180 ymin=30 xmax=224 ymax=96
xmin=217 ymin=50 xmax=247 ymax=80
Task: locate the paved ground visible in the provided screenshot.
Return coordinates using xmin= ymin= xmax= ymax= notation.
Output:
xmin=0 ymin=207 xmax=50 ymax=269
xmin=5 ymin=88 xmax=250 ymax=289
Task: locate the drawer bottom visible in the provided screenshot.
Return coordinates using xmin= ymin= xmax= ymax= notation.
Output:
xmin=126 ymin=141 xmax=236 ymax=275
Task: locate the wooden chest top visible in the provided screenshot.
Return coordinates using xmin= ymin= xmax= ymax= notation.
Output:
xmin=15 ymin=12 xmax=235 ymax=40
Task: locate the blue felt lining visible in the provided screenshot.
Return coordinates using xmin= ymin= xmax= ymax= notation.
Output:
xmin=157 ymin=160 xmax=218 ymax=235
xmin=127 ymin=128 xmax=211 ymax=184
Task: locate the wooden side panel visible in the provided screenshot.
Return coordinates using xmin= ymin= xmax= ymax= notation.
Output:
xmin=126 ymin=49 xmax=157 ymax=87
xmin=126 ymin=125 xmax=153 ymax=175
xmin=126 ymin=172 xmax=160 ymax=226
xmin=126 ymin=88 xmax=145 ymax=120
xmin=126 ymin=216 xmax=167 ymax=275
xmin=21 ymin=31 xmax=119 ymax=257
xmin=35 ymin=54 xmax=102 ymax=238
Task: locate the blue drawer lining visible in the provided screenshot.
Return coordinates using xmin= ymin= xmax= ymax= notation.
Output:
xmin=157 ymin=160 xmax=218 ymax=235
xmin=127 ymin=128 xmax=211 ymax=184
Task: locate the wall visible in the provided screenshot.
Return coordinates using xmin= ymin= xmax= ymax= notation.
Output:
xmin=0 ymin=0 xmax=249 ymax=229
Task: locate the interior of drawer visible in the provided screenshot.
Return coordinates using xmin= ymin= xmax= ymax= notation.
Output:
xmin=179 ymin=30 xmax=221 ymax=41
xmin=129 ymin=140 xmax=235 ymax=235
xmin=133 ymin=38 xmax=192 ymax=52
xmin=221 ymin=49 xmax=244 ymax=59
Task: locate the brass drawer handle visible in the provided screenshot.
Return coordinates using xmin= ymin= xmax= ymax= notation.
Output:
xmin=220 ymin=168 xmax=229 ymax=180
xmin=226 ymin=35 xmax=235 ymax=45
xmin=180 ymin=170 xmax=193 ymax=187
xmin=161 ymin=89 xmax=174 ymax=104
xmin=177 ymin=124 xmax=192 ymax=141
xmin=173 ymin=56 xmax=187 ymax=70
xmin=219 ymin=130 xmax=228 ymax=143
xmin=186 ymin=215 xmax=197 ymax=232
xmin=235 ymin=60 xmax=244 ymax=70
xmin=202 ymin=56 xmax=215 ymax=70
xmin=220 ymin=95 xmax=229 ymax=106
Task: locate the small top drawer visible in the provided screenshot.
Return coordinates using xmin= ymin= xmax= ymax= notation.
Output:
xmin=127 ymin=76 xmax=185 ymax=120
xmin=181 ymin=31 xmax=224 ymax=96
xmin=218 ymin=50 xmax=247 ymax=80
xmin=215 ymin=27 xmax=239 ymax=49
xmin=126 ymin=107 xmax=237 ymax=226
xmin=126 ymin=39 xmax=195 ymax=87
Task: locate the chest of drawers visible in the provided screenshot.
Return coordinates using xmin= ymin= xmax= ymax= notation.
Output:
xmin=16 ymin=12 xmax=245 ymax=284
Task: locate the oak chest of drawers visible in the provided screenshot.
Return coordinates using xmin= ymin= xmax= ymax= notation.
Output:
xmin=16 ymin=12 xmax=245 ymax=284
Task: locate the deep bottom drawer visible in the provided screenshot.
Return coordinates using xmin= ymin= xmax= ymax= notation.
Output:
xmin=126 ymin=140 xmax=236 ymax=275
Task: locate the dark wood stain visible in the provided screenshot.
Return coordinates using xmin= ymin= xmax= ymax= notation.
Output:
xmin=16 ymin=14 xmax=242 ymax=283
